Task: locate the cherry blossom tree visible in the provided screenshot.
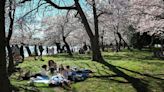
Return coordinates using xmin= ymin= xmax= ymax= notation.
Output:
xmin=42 ymin=11 xmax=83 ymax=56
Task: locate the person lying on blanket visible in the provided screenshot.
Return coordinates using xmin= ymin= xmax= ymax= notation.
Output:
xmin=31 ymin=65 xmax=49 ymax=80
xmin=49 ymin=73 xmax=71 ymax=88
xmin=68 ymin=67 xmax=93 ymax=82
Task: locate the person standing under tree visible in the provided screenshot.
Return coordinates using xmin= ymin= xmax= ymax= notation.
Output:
xmin=83 ymin=42 xmax=88 ymax=52
xmin=39 ymin=44 xmax=44 ymax=61
xmin=20 ymin=43 xmax=24 ymax=62
xmin=46 ymin=46 xmax=49 ymax=55
xmin=34 ymin=44 xmax=38 ymax=60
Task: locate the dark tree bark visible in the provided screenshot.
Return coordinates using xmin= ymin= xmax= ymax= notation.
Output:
xmin=114 ymin=32 xmax=119 ymax=52
xmin=7 ymin=0 xmax=16 ymax=76
xmin=101 ymin=36 xmax=105 ymax=51
xmin=149 ymin=34 xmax=155 ymax=51
xmin=7 ymin=44 xmax=14 ymax=76
xmin=91 ymin=0 xmax=104 ymax=61
xmin=101 ymin=30 xmax=105 ymax=51
xmin=63 ymin=36 xmax=73 ymax=56
xmin=116 ymin=32 xmax=122 ymax=51
xmin=116 ymin=32 xmax=131 ymax=51
xmin=20 ymin=45 xmax=24 ymax=61
xmin=161 ymin=39 xmax=164 ymax=52
xmin=91 ymin=36 xmax=104 ymax=61
xmin=74 ymin=0 xmax=104 ymax=61
xmin=0 ymin=0 xmax=12 ymax=91
xmin=25 ymin=45 xmax=32 ymax=56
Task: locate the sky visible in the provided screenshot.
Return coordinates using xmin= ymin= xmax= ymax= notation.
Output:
xmin=16 ymin=0 xmax=89 ymax=21
xmin=13 ymin=0 xmax=91 ymax=39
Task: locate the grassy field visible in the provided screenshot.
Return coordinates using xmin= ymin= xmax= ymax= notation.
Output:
xmin=11 ymin=50 xmax=164 ymax=92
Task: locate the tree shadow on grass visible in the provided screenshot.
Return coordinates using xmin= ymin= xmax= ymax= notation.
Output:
xmin=157 ymin=81 xmax=164 ymax=92
xmin=92 ymin=74 xmax=130 ymax=84
xmin=99 ymin=61 xmax=151 ymax=92
xmin=81 ymin=61 xmax=151 ymax=92
xmin=113 ymin=66 xmax=164 ymax=80
xmin=15 ymin=85 xmax=40 ymax=92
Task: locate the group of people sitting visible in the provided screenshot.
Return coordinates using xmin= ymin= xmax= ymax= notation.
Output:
xmin=19 ymin=60 xmax=93 ymax=89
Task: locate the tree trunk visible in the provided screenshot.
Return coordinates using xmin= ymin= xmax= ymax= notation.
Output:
xmin=0 ymin=0 xmax=12 ymax=91
xmin=74 ymin=0 xmax=104 ymax=62
xmin=46 ymin=46 xmax=49 ymax=54
xmin=63 ymin=36 xmax=73 ymax=56
xmin=7 ymin=0 xmax=16 ymax=76
xmin=149 ymin=35 xmax=154 ymax=51
xmin=25 ymin=45 xmax=32 ymax=56
xmin=20 ymin=45 xmax=24 ymax=61
xmin=7 ymin=44 xmax=15 ymax=76
xmin=92 ymin=0 xmax=104 ymax=61
xmin=116 ymin=32 xmax=131 ymax=50
xmin=91 ymin=37 xmax=104 ymax=61
xmin=114 ymin=32 xmax=119 ymax=52
xmin=118 ymin=34 xmax=121 ymax=51
xmin=161 ymin=39 xmax=163 ymax=52
xmin=101 ymin=36 xmax=105 ymax=51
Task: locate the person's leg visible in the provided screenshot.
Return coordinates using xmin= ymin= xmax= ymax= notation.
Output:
xmin=62 ymin=81 xmax=71 ymax=90
xmin=31 ymin=73 xmax=42 ymax=78
xmin=34 ymin=54 xmax=38 ymax=60
xmin=40 ymin=51 xmax=44 ymax=61
xmin=22 ymin=54 xmax=24 ymax=61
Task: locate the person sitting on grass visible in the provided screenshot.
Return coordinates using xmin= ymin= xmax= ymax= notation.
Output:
xmin=13 ymin=53 xmax=23 ymax=66
xmin=16 ymin=68 xmax=31 ymax=80
xmin=58 ymin=64 xmax=72 ymax=80
xmin=21 ymin=70 xmax=31 ymax=80
xmin=64 ymin=65 xmax=73 ymax=81
xmin=48 ymin=60 xmax=57 ymax=75
xmin=58 ymin=64 xmax=64 ymax=73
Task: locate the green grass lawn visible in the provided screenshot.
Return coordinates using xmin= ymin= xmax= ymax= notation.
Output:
xmin=10 ymin=50 xmax=164 ymax=92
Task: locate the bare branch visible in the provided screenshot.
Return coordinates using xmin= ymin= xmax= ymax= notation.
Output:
xmin=19 ymin=0 xmax=31 ymax=4
xmin=44 ymin=0 xmax=77 ymax=10
xmin=15 ymin=3 xmax=46 ymax=23
xmin=97 ymin=11 xmax=113 ymax=18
